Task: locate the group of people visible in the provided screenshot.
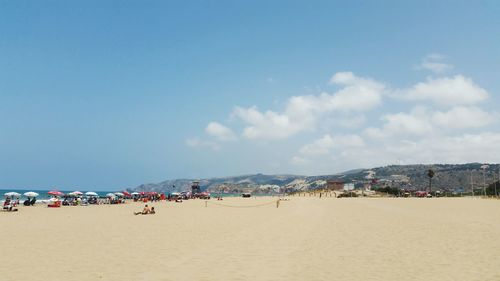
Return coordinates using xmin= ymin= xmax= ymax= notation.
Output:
xmin=2 ymin=197 xmax=19 ymax=212
xmin=134 ymin=204 xmax=156 ymax=215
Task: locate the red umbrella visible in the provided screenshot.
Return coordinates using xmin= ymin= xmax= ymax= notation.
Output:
xmin=122 ymin=191 xmax=131 ymax=197
xmin=48 ymin=191 xmax=64 ymax=196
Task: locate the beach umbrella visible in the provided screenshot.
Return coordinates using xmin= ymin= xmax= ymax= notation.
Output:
xmin=122 ymin=191 xmax=131 ymax=197
xmin=131 ymin=192 xmax=140 ymax=195
xmin=106 ymin=193 xmax=116 ymax=198
xmin=4 ymin=191 xmax=21 ymax=197
xmin=48 ymin=191 xmax=64 ymax=196
xmin=23 ymin=191 xmax=39 ymax=197
xmin=72 ymin=191 xmax=83 ymax=195
xmin=85 ymin=191 xmax=98 ymax=196
xmin=114 ymin=192 xmax=124 ymax=197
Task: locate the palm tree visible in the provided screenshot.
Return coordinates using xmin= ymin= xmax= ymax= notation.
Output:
xmin=427 ymin=169 xmax=435 ymax=193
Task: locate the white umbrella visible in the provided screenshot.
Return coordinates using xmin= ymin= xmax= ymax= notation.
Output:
xmin=23 ymin=191 xmax=39 ymax=197
xmin=106 ymin=193 xmax=116 ymax=198
xmin=114 ymin=192 xmax=124 ymax=197
xmin=85 ymin=191 xmax=98 ymax=196
xmin=131 ymin=192 xmax=140 ymax=195
xmin=72 ymin=191 xmax=83 ymax=195
xmin=4 ymin=192 xmax=21 ymax=197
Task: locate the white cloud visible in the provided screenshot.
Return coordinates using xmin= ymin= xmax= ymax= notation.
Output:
xmin=337 ymin=115 xmax=366 ymax=128
xmin=232 ymin=106 xmax=308 ymax=140
xmin=364 ymin=107 xmax=433 ymax=138
xmin=299 ymin=134 xmax=365 ymax=156
xmin=418 ymin=53 xmax=454 ymax=73
xmin=432 ymin=106 xmax=496 ymax=129
xmin=205 ymin=122 xmax=237 ymax=141
xmin=299 ymin=135 xmax=335 ymax=156
xmin=381 ymin=133 xmax=500 ymax=164
xmin=328 ymin=72 xmax=385 ymax=111
xmin=364 ymin=105 xmax=495 ymax=140
xmin=185 ymin=138 xmax=220 ymax=150
xmin=291 ymin=156 xmax=309 ymax=166
xmin=402 ymin=75 xmax=488 ymax=106
xmin=192 ymin=61 xmax=500 ymax=172
xmin=294 ymin=132 xmax=500 ymax=174
xmin=232 ymin=72 xmax=385 ymax=140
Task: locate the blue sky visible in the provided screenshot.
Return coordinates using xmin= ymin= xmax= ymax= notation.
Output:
xmin=1 ymin=1 xmax=499 ymax=190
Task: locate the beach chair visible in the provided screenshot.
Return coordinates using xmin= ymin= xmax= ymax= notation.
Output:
xmin=24 ymin=199 xmax=31 ymax=206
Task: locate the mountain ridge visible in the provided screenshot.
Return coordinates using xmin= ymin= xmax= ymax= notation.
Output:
xmin=131 ymin=163 xmax=500 ymax=193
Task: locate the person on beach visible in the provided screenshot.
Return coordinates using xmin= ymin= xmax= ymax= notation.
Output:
xmin=134 ymin=204 xmax=151 ymax=215
xmin=3 ymin=198 xmax=18 ymax=212
xmin=150 ymin=207 xmax=155 ymax=214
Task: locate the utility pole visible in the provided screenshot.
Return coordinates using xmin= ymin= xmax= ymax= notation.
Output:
xmin=495 ymin=165 xmax=500 ymax=198
xmin=470 ymin=170 xmax=475 ymax=198
xmin=494 ymin=172 xmax=498 ymax=199
xmin=481 ymin=164 xmax=489 ymax=197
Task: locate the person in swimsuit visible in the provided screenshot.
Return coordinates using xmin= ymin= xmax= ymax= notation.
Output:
xmin=134 ymin=204 xmax=151 ymax=215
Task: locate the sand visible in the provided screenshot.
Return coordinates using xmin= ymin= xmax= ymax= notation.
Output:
xmin=1 ymin=197 xmax=500 ymax=281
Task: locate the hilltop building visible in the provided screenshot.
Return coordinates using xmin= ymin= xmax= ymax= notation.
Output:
xmin=327 ymin=180 xmax=344 ymax=191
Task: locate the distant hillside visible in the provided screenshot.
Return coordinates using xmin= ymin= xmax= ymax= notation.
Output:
xmin=131 ymin=163 xmax=499 ymax=193
xmin=133 ymin=174 xmax=303 ymax=194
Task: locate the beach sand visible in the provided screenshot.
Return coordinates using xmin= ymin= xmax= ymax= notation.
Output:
xmin=1 ymin=197 xmax=499 ymax=281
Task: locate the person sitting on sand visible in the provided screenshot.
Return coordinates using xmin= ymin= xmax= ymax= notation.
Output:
xmin=134 ymin=204 xmax=151 ymax=215
xmin=3 ymin=198 xmax=18 ymax=212
xmin=150 ymin=207 xmax=155 ymax=214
